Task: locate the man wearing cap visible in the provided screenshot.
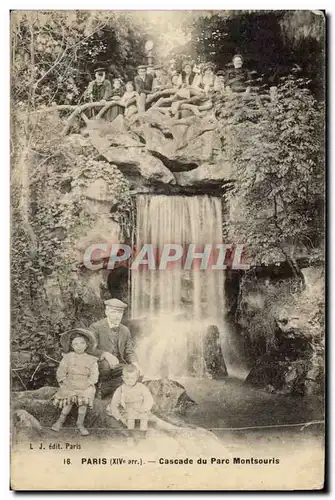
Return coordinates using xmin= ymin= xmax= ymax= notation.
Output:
xmin=152 ymin=65 xmax=171 ymax=92
xmin=84 ymin=67 xmax=112 ymax=104
xmin=88 ymin=298 xmax=139 ymax=398
xmin=134 ymin=65 xmax=153 ymax=113
xmin=225 ymin=54 xmax=252 ymax=94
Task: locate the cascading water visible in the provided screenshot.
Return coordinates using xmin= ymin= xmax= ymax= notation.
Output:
xmin=131 ymin=194 xmax=226 ymax=378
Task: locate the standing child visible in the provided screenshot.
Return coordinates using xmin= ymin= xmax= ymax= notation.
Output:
xmin=51 ymin=329 xmax=99 ymax=436
xmin=105 ymin=77 xmax=125 ymax=121
xmin=106 ymin=364 xmax=154 ymax=431
xmin=121 ymin=81 xmax=138 ymax=118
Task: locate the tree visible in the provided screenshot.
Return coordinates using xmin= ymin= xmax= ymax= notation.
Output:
xmin=10 ymin=11 xmax=144 ymax=387
xmin=11 ymin=11 xmax=148 ymax=107
xmin=215 ymin=71 xmax=324 ymax=282
xmin=179 ymin=10 xmax=325 ymax=97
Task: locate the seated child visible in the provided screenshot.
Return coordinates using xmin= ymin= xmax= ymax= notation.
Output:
xmin=106 ymin=364 xmax=154 ymax=431
xmin=51 ymin=329 xmax=99 ymax=436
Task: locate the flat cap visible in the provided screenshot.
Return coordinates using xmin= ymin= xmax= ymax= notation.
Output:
xmin=104 ymin=298 xmax=128 ymax=310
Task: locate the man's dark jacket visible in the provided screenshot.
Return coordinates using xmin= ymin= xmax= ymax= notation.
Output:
xmin=88 ymin=318 xmax=137 ymax=365
xmin=134 ymin=74 xmax=153 ymax=94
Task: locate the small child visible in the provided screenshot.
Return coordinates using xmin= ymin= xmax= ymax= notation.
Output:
xmin=121 ymin=81 xmax=138 ymax=102
xmin=51 ymin=329 xmax=99 ymax=436
xmin=107 ymin=364 xmax=154 ymax=431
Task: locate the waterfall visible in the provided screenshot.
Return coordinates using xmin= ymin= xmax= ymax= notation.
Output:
xmin=131 ymin=194 xmax=226 ymax=378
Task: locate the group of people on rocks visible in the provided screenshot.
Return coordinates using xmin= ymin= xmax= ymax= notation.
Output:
xmin=83 ymin=54 xmax=252 ymax=121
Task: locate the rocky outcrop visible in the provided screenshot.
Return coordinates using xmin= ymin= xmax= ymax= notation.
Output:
xmin=174 ymin=162 xmax=233 ymax=189
xmin=87 ymin=128 xmax=176 ymax=189
xmin=231 ymin=264 xmax=325 ymax=395
xmin=81 ymin=111 xmax=232 ymax=195
xmin=244 ymin=320 xmax=321 ymax=395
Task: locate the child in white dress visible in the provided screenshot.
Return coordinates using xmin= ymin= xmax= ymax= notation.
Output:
xmin=107 ymin=364 xmax=154 ymax=431
xmin=51 ymin=329 xmax=99 ymax=436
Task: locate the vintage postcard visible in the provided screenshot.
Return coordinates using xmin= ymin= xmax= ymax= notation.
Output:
xmin=10 ymin=10 xmax=325 ymax=491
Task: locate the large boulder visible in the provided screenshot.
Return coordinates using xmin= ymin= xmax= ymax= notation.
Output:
xmin=174 ymin=162 xmax=232 ymax=188
xmin=129 ymin=113 xmax=223 ymax=170
xmin=144 ymin=379 xmax=196 ymax=416
xmin=87 ymin=128 xmax=176 ymax=188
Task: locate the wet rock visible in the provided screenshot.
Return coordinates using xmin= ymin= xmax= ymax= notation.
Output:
xmin=64 ymin=133 xmax=94 ymax=155
xmin=174 ymin=162 xmax=232 ymax=188
xmin=11 ymin=387 xmax=124 ymax=429
xmin=86 ymin=117 xmax=142 ymax=148
xmin=203 ymin=325 xmax=228 ymax=379
xmin=144 ymin=379 xmax=196 ymax=415
xmin=245 ymin=358 xmax=308 ymax=395
xmin=12 ymin=409 xmax=43 ymax=442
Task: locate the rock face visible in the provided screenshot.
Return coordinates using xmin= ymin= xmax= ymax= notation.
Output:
xmin=244 ymin=319 xmax=324 ymax=395
xmin=82 ymin=112 xmax=232 ymax=194
xmin=88 ymin=129 xmax=176 ymax=189
xmin=233 ymin=266 xmax=324 ymax=395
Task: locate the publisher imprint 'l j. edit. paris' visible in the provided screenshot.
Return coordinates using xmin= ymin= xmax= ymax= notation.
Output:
xmin=10 ymin=9 xmax=325 ymax=491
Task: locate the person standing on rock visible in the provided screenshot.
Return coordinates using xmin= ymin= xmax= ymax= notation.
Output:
xmin=225 ymin=54 xmax=251 ymax=94
xmin=84 ymin=67 xmax=112 ymax=104
xmin=83 ymin=66 xmax=112 ymax=119
xmin=134 ymin=64 xmax=153 ymax=113
xmin=88 ymin=299 xmax=140 ymax=399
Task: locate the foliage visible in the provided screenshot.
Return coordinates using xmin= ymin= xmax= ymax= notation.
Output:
xmin=178 ymin=10 xmax=325 ymax=97
xmin=215 ymin=72 xmax=324 ymax=273
xmin=11 ymin=11 xmax=148 ymax=106
xmin=11 ymin=112 xmax=132 ymax=383
xmin=236 ymin=266 xmax=324 ymax=362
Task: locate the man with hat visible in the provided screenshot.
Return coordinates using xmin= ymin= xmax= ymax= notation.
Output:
xmin=88 ymin=298 xmax=139 ymax=398
xmin=152 ymin=64 xmax=171 ymax=92
xmin=83 ymin=66 xmax=112 ymax=104
xmin=134 ymin=64 xmax=153 ymax=113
